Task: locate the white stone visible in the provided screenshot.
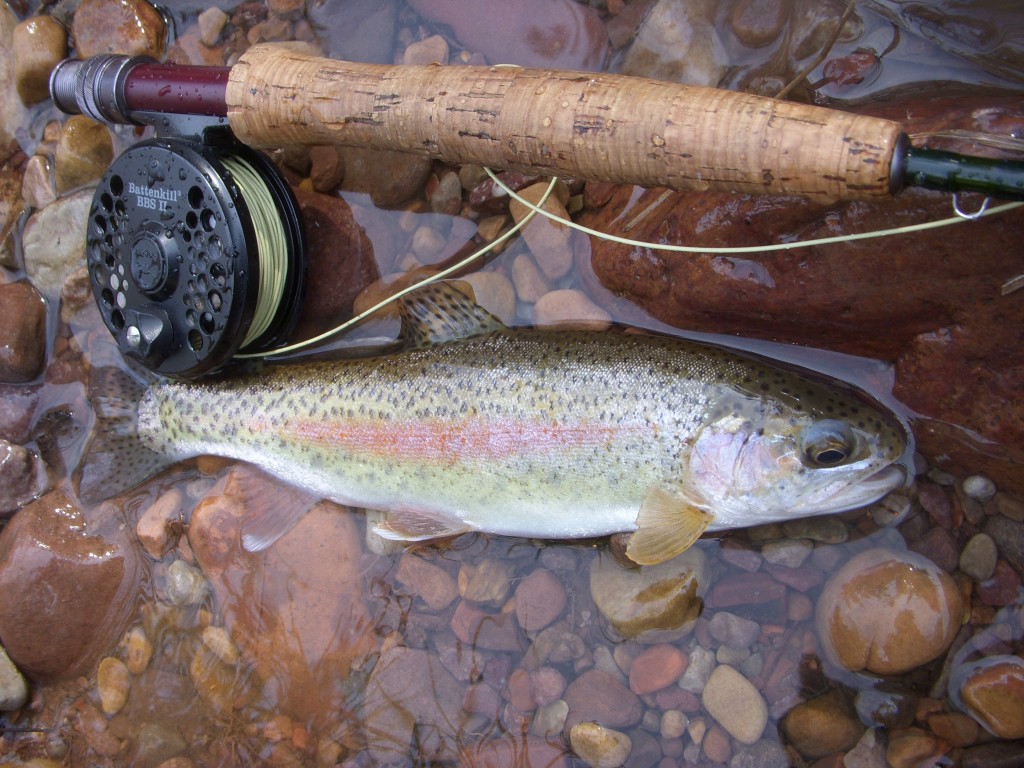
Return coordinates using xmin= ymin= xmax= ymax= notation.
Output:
xmin=22 ymin=189 xmax=92 ymax=299
xmin=962 ymin=474 xmax=996 ymax=501
xmin=0 ymin=645 xmax=27 ymax=710
xmin=619 ymin=0 xmax=727 ymax=87
xmin=198 ymin=7 xmax=229 ymax=47
xmin=404 ymin=34 xmax=449 ymax=66
xmin=22 ymin=154 xmax=56 ymax=210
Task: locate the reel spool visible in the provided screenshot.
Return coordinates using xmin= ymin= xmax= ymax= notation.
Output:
xmin=87 ymin=136 xmax=306 ymax=378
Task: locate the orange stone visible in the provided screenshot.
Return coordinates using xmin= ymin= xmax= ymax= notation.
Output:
xmin=815 ymin=548 xmax=963 ymax=675
xmin=628 ymin=644 xmax=688 ymax=695
xmin=956 ymin=656 xmax=1024 ymax=739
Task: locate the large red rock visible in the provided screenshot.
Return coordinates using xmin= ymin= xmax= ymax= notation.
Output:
xmin=0 ymin=491 xmax=145 ymax=679
xmin=581 ymin=93 xmax=1024 ymax=490
xmin=291 ymin=188 xmax=380 ymax=342
xmin=188 ymin=465 xmax=378 ymax=724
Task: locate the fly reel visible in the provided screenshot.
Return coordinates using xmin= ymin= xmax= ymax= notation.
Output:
xmin=87 ymin=137 xmax=306 ymax=378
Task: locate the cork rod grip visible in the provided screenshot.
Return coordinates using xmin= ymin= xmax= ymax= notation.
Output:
xmin=226 ymin=44 xmax=905 ymax=200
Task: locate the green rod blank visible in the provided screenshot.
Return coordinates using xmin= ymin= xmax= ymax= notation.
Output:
xmin=902 ymin=147 xmax=1024 ymax=201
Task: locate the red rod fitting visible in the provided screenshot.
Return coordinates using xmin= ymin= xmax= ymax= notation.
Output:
xmin=124 ymin=62 xmax=230 ymax=117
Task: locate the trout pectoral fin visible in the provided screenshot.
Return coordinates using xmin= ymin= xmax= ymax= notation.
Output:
xmin=372 ymin=506 xmax=473 ymax=542
xmin=625 ymin=485 xmax=714 ymax=566
xmin=239 ymin=474 xmax=321 ymax=552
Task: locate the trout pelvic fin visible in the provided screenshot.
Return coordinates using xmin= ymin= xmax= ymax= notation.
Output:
xmin=625 ymin=485 xmax=714 ymax=566
xmin=399 ymin=280 xmax=506 ymax=349
xmin=372 ymin=506 xmax=473 ymax=542
xmin=77 ymin=366 xmax=174 ymax=504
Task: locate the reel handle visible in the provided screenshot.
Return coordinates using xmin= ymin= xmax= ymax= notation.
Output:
xmin=226 ymin=44 xmax=907 ymax=201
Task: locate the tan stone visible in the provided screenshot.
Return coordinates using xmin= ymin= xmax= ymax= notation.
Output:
xmin=510 ymin=252 xmax=551 ymax=304
xmin=461 ymin=270 xmax=516 ymax=325
xmin=0 ymin=6 xmax=29 ymax=145
xmin=533 ymin=289 xmax=612 ymax=330
xmin=509 ymin=181 xmax=574 ymax=280
xmin=780 ymin=689 xmax=863 ymax=758
xmin=13 ymin=16 xmax=67 ymax=105
xmin=404 ymin=34 xmax=449 ymax=65
xmin=197 ymin=7 xmax=228 ymax=47
xmin=701 ymin=664 xmax=768 ymax=745
xmin=54 ymin=116 xmax=113 ymax=193
xmin=97 ymin=657 xmax=131 ymax=715
xmin=569 ymin=722 xmax=632 ymax=768
xmin=590 ymin=548 xmax=706 ymax=642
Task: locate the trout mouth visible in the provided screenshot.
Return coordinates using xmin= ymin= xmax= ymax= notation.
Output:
xmin=806 ymin=463 xmax=908 ymax=514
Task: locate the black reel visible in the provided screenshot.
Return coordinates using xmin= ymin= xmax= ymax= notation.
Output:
xmin=87 ymin=136 xmax=306 ymax=378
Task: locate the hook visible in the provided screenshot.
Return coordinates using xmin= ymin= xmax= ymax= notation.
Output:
xmin=952 ymin=193 xmax=991 ymax=220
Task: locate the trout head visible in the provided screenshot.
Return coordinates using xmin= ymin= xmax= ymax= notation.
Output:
xmin=683 ymin=387 xmax=908 ymax=527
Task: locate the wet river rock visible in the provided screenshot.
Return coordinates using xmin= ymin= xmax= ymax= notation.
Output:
xmin=0 ymin=281 xmax=46 ymax=383
xmin=0 ymin=7 xmax=29 ymax=147
xmin=13 ymin=16 xmax=67 ymax=105
xmin=815 ymin=547 xmax=963 ymax=676
xmin=581 ymin=93 xmax=1024 ymax=491
xmin=71 ymin=0 xmax=167 ymax=59
xmin=953 ymin=655 xmax=1024 ymax=739
xmin=0 ymin=490 xmax=145 ymax=679
xmin=187 ymin=465 xmax=378 ymax=724
xmin=290 ymin=187 xmax=379 ymax=341
xmin=589 ymin=548 xmax=707 ymax=642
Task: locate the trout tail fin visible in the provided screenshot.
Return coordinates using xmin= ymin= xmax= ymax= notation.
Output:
xmin=76 ymin=365 xmax=175 ymax=504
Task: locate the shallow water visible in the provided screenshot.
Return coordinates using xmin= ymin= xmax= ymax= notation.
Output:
xmin=1 ymin=1 xmax=1023 ymax=767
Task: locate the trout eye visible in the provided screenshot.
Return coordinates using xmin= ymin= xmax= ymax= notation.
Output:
xmin=800 ymin=419 xmax=856 ymax=468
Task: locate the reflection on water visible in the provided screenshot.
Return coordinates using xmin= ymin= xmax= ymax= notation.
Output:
xmin=0 ymin=0 xmax=1022 ymax=767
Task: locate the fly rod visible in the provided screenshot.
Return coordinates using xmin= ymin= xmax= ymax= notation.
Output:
xmin=47 ymin=47 xmax=1024 ymax=380
xmin=52 ymin=45 xmax=1024 ymax=202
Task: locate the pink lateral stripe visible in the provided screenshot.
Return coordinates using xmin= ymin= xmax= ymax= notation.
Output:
xmin=278 ymin=417 xmax=641 ymax=463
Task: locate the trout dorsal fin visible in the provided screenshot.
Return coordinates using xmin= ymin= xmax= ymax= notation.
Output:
xmin=625 ymin=485 xmax=714 ymax=565
xmin=399 ymin=280 xmax=506 ymax=349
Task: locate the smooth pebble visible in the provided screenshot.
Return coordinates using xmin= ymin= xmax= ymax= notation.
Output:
xmin=97 ymin=656 xmax=131 ymax=715
xmin=569 ymin=721 xmax=632 ymax=768
xmin=701 ymin=664 xmax=768 ymax=745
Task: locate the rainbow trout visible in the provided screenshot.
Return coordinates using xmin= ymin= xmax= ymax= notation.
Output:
xmin=81 ymin=283 xmax=908 ymax=564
